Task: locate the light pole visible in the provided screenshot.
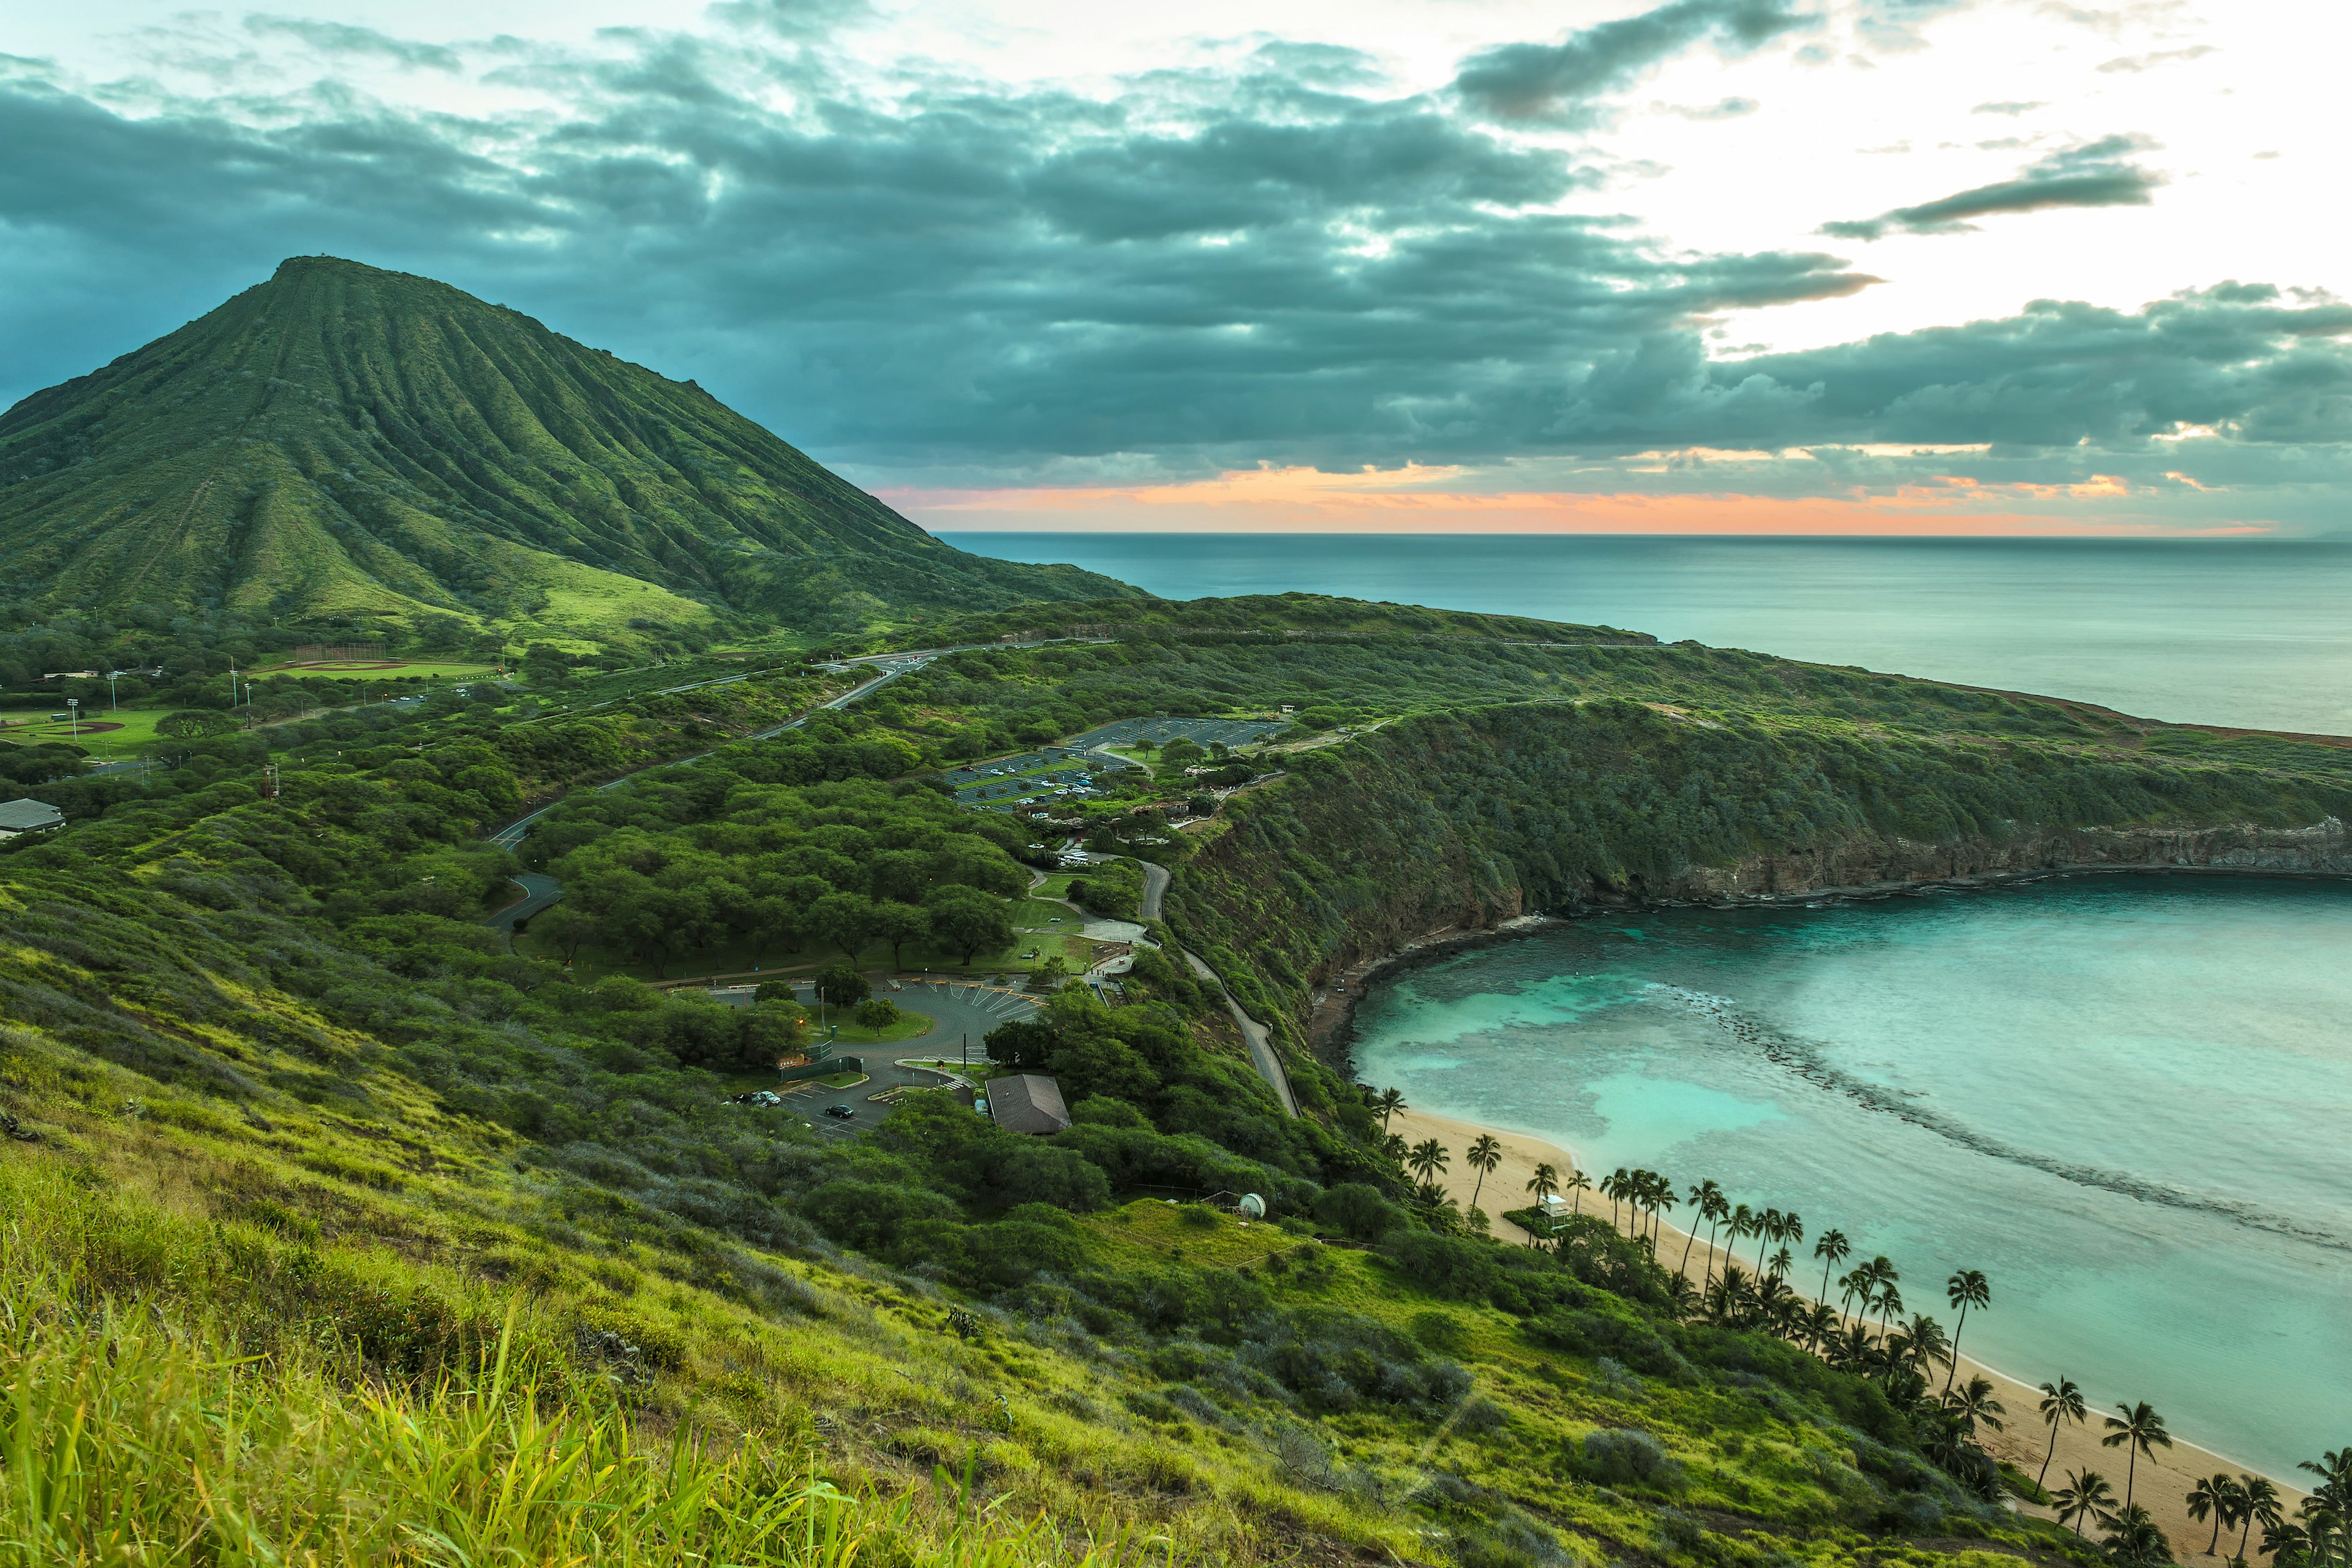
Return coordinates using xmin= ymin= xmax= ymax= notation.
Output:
xmin=66 ymin=698 xmax=79 ymax=740
xmin=106 ymin=670 xmax=120 ymax=712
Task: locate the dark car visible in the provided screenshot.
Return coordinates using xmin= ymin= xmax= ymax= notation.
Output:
xmin=824 ymin=1103 xmax=856 ymax=1119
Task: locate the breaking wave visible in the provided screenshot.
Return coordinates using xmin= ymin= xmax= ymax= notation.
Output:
xmin=1644 ymin=982 xmax=2346 ymax=1254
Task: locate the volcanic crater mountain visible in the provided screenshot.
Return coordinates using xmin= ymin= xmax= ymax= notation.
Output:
xmin=0 ymin=256 xmax=1134 ymax=643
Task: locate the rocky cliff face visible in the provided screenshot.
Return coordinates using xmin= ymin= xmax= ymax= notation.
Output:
xmin=1651 ymin=816 xmax=2352 ymax=903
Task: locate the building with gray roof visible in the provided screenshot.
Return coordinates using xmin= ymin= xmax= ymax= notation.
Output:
xmin=0 ymin=799 xmax=63 ymax=839
xmin=982 ymin=1073 xmax=1071 ymax=1135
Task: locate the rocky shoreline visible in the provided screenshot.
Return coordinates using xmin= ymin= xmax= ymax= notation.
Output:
xmin=1304 ymin=913 xmax=1559 ymax=1069
xmin=1304 ymin=816 xmax=2352 ymax=1076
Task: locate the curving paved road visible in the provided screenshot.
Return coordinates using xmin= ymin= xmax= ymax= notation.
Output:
xmin=1135 ymin=859 xmax=1170 ymax=921
xmin=484 ymin=871 xmax=563 ymax=935
xmin=1182 ymin=948 xmax=1298 ymax=1118
xmin=1120 ymin=855 xmax=1294 ymax=1117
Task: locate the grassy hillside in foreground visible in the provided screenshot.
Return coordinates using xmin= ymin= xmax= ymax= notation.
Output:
xmin=7 ymin=595 xmax=2349 ymax=1561
xmin=0 ymin=257 xmax=1139 ymax=646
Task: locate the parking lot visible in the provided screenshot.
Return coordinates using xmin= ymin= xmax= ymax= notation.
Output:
xmin=706 ymin=976 xmax=1041 ymax=1140
xmin=946 ymin=745 xmax=1136 ymax=809
xmin=943 ymin=718 xmax=1284 ymax=813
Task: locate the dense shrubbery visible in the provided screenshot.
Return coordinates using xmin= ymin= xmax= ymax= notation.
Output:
xmin=7 ymin=594 xmax=2328 ymax=1567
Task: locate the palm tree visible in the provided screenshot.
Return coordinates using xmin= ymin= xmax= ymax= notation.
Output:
xmin=1901 ymin=1314 xmax=1953 ymax=1384
xmin=2260 ymin=1520 xmax=2309 ymax=1566
xmin=2105 ymin=1503 xmax=2170 ymax=1568
xmin=1725 ymin=1203 xmax=1756 ymax=1275
xmin=1813 ymin=1228 xmax=1850 ymax=1309
xmin=1525 ymin=1161 xmax=1560 ymax=1218
xmin=1698 ymin=1186 xmax=1730 ymax=1286
xmin=1709 ymin=1263 xmax=1755 ymax=1327
xmin=2054 ymin=1469 xmax=2119 ymax=1537
xmin=1801 ymin=1302 xmax=1839 ymax=1351
xmin=1380 ymin=1132 xmax=1409 ymax=1165
xmin=1562 ymin=1167 xmax=1593 ymax=1217
xmin=2102 ymin=1401 xmax=2173 ymax=1510
xmin=1848 ymin=1255 xmax=1898 ymax=1335
xmin=1778 ymin=1211 xmax=1804 ymax=1266
xmin=1465 ymin=1134 xmax=1503 ymax=1210
xmin=2237 ymin=1475 xmax=2282 ymax=1560
xmin=1942 ymin=1374 xmax=2006 ymax=1436
xmin=1375 ymin=1087 xmax=1406 ymax=1129
xmin=1682 ymin=1180 xmax=1723 ymax=1275
xmin=1943 ymin=1268 xmax=1991 ymax=1395
xmin=2037 ymin=1377 xmax=2088 ymax=1488
xmin=2188 ymin=1475 xmax=2239 ymax=1556
xmin=1768 ymin=1245 xmax=1793 ymax=1282
xmin=1755 ymin=1207 xmax=1784 ymax=1274
xmin=1846 ymin=1255 xmax=1901 ymax=1337
xmin=2298 ymin=1450 xmax=2351 ymax=1568
xmin=1619 ymin=1169 xmax=1647 ymax=1240
xmin=1406 ymin=1138 xmax=1450 ymax=1193
xmin=1517 ymin=1165 xmax=1558 ymax=1245
xmin=1603 ymin=1167 xmax=1632 ymax=1233
xmin=1647 ymin=1173 xmax=1677 ymax=1253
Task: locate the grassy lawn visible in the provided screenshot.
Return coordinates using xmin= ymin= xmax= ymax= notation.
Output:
xmin=811 ymin=1012 xmax=933 ymax=1046
xmin=2 ymin=706 xmax=171 ymax=760
xmin=1009 ymin=895 xmax=1082 ymax=928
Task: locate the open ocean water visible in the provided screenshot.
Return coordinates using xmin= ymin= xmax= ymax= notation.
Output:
xmin=1348 ymin=880 xmax=2352 ymax=1477
xmin=948 ymin=532 xmax=2352 ymax=1471
xmin=941 ymin=535 xmax=2352 ymax=736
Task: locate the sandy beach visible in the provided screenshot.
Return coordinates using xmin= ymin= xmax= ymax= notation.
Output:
xmin=1389 ymin=1104 xmax=2304 ymax=1555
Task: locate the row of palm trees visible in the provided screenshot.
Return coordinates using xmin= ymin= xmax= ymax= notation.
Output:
xmin=1368 ymin=1092 xmax=2346 ymax=1566
xmin=2219 ymin=1450 xmax=2352 ymax=1568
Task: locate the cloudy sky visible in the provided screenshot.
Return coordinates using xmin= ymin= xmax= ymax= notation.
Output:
xmin=6 ymin=0 xmax=2348 ymax=534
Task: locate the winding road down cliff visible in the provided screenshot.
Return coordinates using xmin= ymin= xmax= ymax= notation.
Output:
xmin=1126 ymin=856 xmax=1297 ymax=1117
xmin=1181 ymin=948 xmax=1299 ymax=1118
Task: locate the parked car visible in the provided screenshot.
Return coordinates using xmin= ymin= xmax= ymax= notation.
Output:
xmin=824 ymin=1104 xmax=856 ymax=1119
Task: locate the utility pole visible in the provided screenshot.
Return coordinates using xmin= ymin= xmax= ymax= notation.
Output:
xmin=262 ymin=762 xmax=280 ymax=801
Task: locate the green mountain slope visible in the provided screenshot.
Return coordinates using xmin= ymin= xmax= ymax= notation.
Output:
xmin=0 ymin=256 xmax=1137 ymax=644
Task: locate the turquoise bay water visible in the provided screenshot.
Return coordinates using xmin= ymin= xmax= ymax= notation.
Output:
xmin=941 ymin=535 xmax=2352 ymax=735
xmin=1349 ymin=877 xmax=2352 ymax=1476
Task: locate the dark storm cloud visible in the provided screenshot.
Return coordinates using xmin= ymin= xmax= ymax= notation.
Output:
xmin=1821 ymin=135 xmax=2162 ymax=239
xmin=1453 ymin=0 xmax=1814 ymax=124
xmin=0 ymin=20 xmax=1877 ymax=476
xmin=0 ymin=1 xmax=2346 ymax=505
xmin=1566 ymin=284 xmax=2352 ymax=450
